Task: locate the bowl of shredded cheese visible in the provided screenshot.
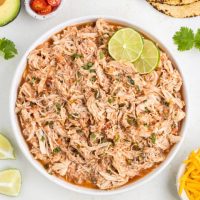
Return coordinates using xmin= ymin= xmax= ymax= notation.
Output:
xmin=177 ymin=149 xmax=200 ymax=200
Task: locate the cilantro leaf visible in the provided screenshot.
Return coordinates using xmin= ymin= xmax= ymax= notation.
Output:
xmin=0 ymin=38 xmax=18 ymax=60
xmin=173 ymin=27 xmax=194 ymax=51
xmin=195 ymin=29 xmax=200 ymax=50
xmin=150 ymin=133 xmax=156 ymax=144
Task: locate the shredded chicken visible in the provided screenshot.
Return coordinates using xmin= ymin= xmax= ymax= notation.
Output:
xmin=16 ymin=19 xmax=185 ymax=190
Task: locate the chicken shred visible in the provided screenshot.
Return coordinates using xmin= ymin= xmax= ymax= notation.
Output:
xmin=16 ymin=19 xmax=185 ymax=190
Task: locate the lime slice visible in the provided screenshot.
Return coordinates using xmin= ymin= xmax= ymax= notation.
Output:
xmin=0 ymin=134 xmax=15 ymax=160
xmin=0 ymin=169 xmax=21 ymax=196
xmin=134 ymin=39 xmax=160 ymax=74
xmin=108 ymin=28 xmax=143 ymax=62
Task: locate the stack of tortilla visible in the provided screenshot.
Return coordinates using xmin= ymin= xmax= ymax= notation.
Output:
xmin=147 ymin=0 xmax=200 ymax=18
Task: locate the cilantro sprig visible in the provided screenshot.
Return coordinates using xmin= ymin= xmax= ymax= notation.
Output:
xmin=195 ymin=29 xmax=200 ymax=50
xmin=0 ymin=38 xmax=18 ymax=60
xmin=173 ymin=27 xmax=200 ymax=51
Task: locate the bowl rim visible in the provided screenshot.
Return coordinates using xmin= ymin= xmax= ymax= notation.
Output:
xmin=9 ymin=15 xmax=189 ymax=196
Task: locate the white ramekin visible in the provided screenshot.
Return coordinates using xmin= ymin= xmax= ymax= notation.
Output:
xmin=10 ymin=15 xmax=189 ymax=196
xmin=177 ymin=163 xmax=189 ymax=200
xmin=176 ymin=149 xmax=199 ymax=200
xmin=24 ymin=0 xmax=64 ymax=20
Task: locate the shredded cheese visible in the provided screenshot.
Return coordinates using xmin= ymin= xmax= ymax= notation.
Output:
xmin=179 ymin=149 xmax=200 ymax=200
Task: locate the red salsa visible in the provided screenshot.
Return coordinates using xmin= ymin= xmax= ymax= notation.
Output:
xmin=30 ymin=0 xmax=61 ymax=15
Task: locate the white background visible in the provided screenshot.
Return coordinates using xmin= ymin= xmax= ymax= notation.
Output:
xmin=0 ymin=0 xmax=200 ymax=199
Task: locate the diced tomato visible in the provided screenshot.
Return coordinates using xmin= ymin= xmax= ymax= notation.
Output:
xmin=47 ymin=0 xmax=61 ymax=7
xmin=39 ymin=5 xmax=52 ymax=15
xmin=30 ymin=0 xmax=48 ymax=12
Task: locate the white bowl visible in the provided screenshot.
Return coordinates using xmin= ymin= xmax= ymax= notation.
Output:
xmin=10 ymin=15 xmax=189 ymax=195
xmin=24 ymin=0 xmax=64 ymax=20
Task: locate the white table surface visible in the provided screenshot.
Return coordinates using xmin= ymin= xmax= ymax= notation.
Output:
xmin=0 ymin=0 xmax=200 ymax=199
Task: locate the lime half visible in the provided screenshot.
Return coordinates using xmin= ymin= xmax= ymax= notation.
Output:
xmin=0 ymin=134 xmax=15 ymax=160
xmin=133 ymin=39 xmax=160 ymax=74
xmin=108 ymin=28 xmax=143 ymax=62
xmin=0 ymin=169 xmax=21 ymax=196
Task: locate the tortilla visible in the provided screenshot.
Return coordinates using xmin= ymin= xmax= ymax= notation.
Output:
xmin=148 ymin=1 xmax=200 ymax=18
xmin=147 ymin=0 xmax=199 ymax=6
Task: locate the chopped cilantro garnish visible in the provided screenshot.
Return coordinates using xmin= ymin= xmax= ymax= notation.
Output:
xmin=55 ymin=103 xmax=61 ymax=113
xmin=53 ymin=147 xmax=61 ymax=153
xmin=145 ymin=107 xmax=151 ymax=113
xmin=127 ymin=116 xmax=138 ymax=127
xmin=90 ymin=133 xmax=96 ymax=140
xmin=71 ymin=53 xmax=83 ymax=60
xmin=45 ymin=121 xmax=54 ymax=129
xmin=90 ymin=76 xmax=97 ymax=82
xmin=41 ymin=136 xmax=45 ymax=142
xmin=82 ymin=62 xmax=94 ymax=70
xmin=127 ymin=76 xmax=135 ymax=85
xmin=113 ymin=134 xmax=120 ymax=143
xmin=89 ymin=69 xmax=96 ymax=73
xmin=108 ymin=97 xmax=115 ymax=104
xmin=99 ymin=51 xmax=105 ymax=59
xmin=195 ymin=29 xmax=200 ymax=50
xmin=150 ymin=133 xmax=156 ymax=144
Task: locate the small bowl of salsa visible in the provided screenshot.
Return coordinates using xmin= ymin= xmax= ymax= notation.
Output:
xmin=25 ymin=0 xmax=64 ymax=20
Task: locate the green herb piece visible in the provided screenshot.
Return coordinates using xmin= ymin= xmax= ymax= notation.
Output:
xmin=143 ymin=123 xmax=148 ymax=127
xmin=138 ymin=154 xmax=144 ymax=161
xmin=195 ymin=28 xmax=200 ymax=50
xmin=127 ymin=76 xmax=135 ymax=85
xmin=150 ymin=133 xmax=156 ymax=144
xmin=127 ymin=116 xmax=138 ymax=127
xmin=108 ymin=97 xmax=115 ymax=104
xmin=30 ymin=77 xmax=37 ymax=85
xmin=41 ymin=136 xmax=45 ymax=142
xmin=68 ymin=114 xmax=74 ymax=119
xmin=101 ymin=138 xmax=108 ymax=144
xmin=29 ymin=102 xmax=34 ymax=106
xmin=76 ymin=71 xmax=82 ymax=78
xmin=45 ymin=121 xmax=54 ymax=128
xmin=99 ymin=51 xmax=105 ymax=59
xmin=89 ymin=69 xmax=96 ymax=73
xmin=161 ymin=98 xmax=170 ymax=107
xmin=53 ymin=147 xmax=61 ymax=153
xmin=76 ymin=129 xmax=83 ymax=134
xmin=144 ymin=107 xmax=151 ymax=113
xmin=71 ymin=53 xmax=83 ymax=60
xmin=90 ymin=133 xmax=96 ymax=141
xmin=82 ymin=62 xmax=94 ymax=70
xmin=132 ymin=143 xmax=140 ymax=151
xmin=0 ymin=38 xmax=18 ymax=60
xmin=55 ymin=103 xmax=61 ymax=113
xmin=113 ymin=134 xmax=120 ymax=143
xmin=90 ymin=76 xmax=97 ymax=82
xmin=173 ymin=27 xmax=194 ymax=51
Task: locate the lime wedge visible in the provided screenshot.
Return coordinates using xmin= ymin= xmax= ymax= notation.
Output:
xmin=0 ymin=169 xmax=21 ymax=196
xmin=0 ymin=134 xmax=15 ymax=160
xmin=133 ymin=39 xmax=160 ymax=74
xmin=108 ymin=28 xmax=143 ymax=62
